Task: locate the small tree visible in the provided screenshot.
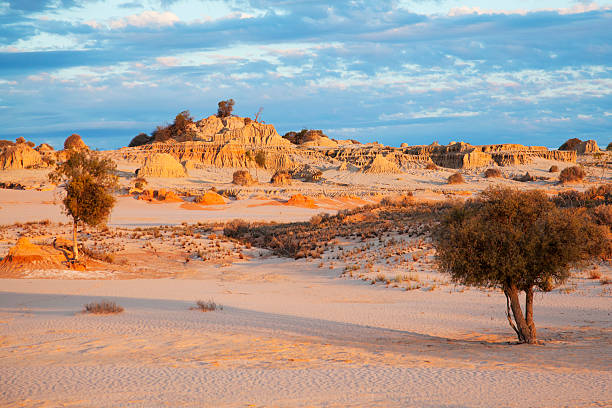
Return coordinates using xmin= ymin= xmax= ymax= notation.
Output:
xmin=434 ymin=187 xmax=606 ymax=344
xmin=217 ymin=99 xmax=235 ymax=118
xmin=49 ymin=151 xmax=118 ymax=261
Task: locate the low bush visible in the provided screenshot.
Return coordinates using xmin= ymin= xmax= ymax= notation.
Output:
xmin=549 ymin=165 xmax=559 ymax=173
xmin=559 ymin=166 xmax=585 ymax=184
xmin=83 ymin=301 xmax=123 ymax=314
xmin=425 ymin=163 xmax=438 ymax=170
xmin=192 ymin=299 xmax=222 ymax=312
xmin=447 ymin=173 xmax=465 ymax=184
xmin=232 ymin=170 xmax=256 ymax=186
xmin=484 ymin=168 xmax=502 ymax=178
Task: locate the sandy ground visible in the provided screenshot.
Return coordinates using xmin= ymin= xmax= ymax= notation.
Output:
xmin=0 ymin=158 xmax=610 ymax=407
xmin=1 ymin=260 xmax=611 ymax=407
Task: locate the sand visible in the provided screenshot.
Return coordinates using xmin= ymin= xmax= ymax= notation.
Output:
xmin=0 ymin=156 xmax=610 ymax=407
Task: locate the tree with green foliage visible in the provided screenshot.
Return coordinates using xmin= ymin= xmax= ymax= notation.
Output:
xmin=217 ymin=99 xmax=235 ymax=118
xmin=49 ymin=151 xmax=118 ymax=261
xmin=434 ymin=187 xmax=607 ymax=344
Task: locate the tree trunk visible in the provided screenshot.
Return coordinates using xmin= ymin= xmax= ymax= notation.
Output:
xmin=524 ymin=286 xmax=537 ymax=342
xmin=72 ymin=220 xmax=79 ymax=261
xmin=504 ymin=285 xmax=536 ymax=344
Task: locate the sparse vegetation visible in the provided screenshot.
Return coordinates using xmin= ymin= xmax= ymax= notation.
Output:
xmin=559 ymin=166 xmax=585 ymax=184
xmin=217 ymin=99 xmax=235 ymax=118
xmin=425 ymin=162 xmax=438 ymax=170
xmin=549 ymin=165 xmax=559 ymax=173
xmin=434 ymin=187 xmax=608 ymax=344
xmin=232 ymin=170 xmax=256 ymax=186
xmin=484 ymin=168 xmax=502 ymax=178
xmin=192 ymin=299 xmax=222 ymax=312
xmin=447 ymin=173 xmax=464 ymax=184
xmin=559 ymin=138 xmax=582 ymax=151
xmin=83 ymin=301 xmax=124 ymax=314
xmin=49 ymin=151 xmax=118 ymax=260
xmin=151 ymin=110 xmax=195 ymax=143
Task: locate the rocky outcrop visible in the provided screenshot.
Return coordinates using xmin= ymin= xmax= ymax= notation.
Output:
xmin=286 ymin=194 xmax=316 ymax=208
xmin=364 ymin=154 xmax=402 ymax=174
xmin=0 ymin=143 xmax=45 ymax=170
xmin=559 ymin=138 xmax=600 ymax=154
xmin=138 ymin=153 xmax=187 ymax=178
xmin=0 ymin=237 xmax=67 ymax=273
xmin=194 ymin=191 xmax=225 ymax=205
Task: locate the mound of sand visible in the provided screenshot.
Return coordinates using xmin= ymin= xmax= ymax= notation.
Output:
xmin=364 ymin=154 xmax=402 ymax=174
xmin=286 ymin=194 xmax=317 ymax=208
xmin=0 ymin=237 xmax=67 ymax=273
xmin=138 ymin=189 xmax=183 ymax=203
xmin=0 ymin=142 xmax=45 ymax=170
xmin=194 ymin=191 xmax=225 ymax=205
xmin=64 ymin=134 xmax=89 ymax=150
xmin=138 ymin=153 xmax=187 ymax=178
xmin=233 ymin=170 xmax=257 ymax=186
xmin=270 ymin=170 xmax=291 ymax=186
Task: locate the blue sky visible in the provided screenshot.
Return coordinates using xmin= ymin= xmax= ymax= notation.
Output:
xmin=0 ymin=0 xmax=610 ymax=149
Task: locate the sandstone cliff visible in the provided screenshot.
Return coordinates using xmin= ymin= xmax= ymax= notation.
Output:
xmin=0 ymin=142 xmax=45 ymax=170
xmin=138 ymin=153 xmax=187 ymax=178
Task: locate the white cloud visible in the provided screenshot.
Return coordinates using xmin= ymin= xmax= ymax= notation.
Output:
xmin=379 ymin=109 xmax=480 ymax=121
xmin=109 ymin=11 xmax=179 ymax=29
xmin=448 ymin=2 xmax=612 ymax=17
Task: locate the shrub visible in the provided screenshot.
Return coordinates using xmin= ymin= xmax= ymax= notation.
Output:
xmin=244 ymin=117 xmax=252 ymax=125
xmin=513 ymin=172 xmax=535 ymax=182
xmin=64 ymin=134 xmax=88 ymax=150
xmin=217 ymin=99 xmax=235 ymax=118
xmin=559 ymin=138 xmax=582 ymax=151
xmin=549 ymin=165 xmax=559 ymax=173
xmin=232 ymin=170 xmax=256 ymax=186
xmin=559 ymin=166 xmax=585 ymax=183
xmin=425 ymin=162 xmax=438 ymax=170
xmin=192 ymin=299 xmax=222 ymax=312
xmin=447 ymin=173 xmax=464 ymax=184
xmin=83 ymin=301 xmax=124 ymax=314
xmin=588 ymin=270 xmax=602 ymax=279
xmin=434 ymin=187 xmax=607 ymax=344
xmin=607 ymin=142 xmax=612 ymax=152
xmin=270 ymin=170 xmax=291 ymax=186
xmin=129 ymin=133 xmax=152 ymax=147
xmin=484 ymin=168 xmax=502 ymax=178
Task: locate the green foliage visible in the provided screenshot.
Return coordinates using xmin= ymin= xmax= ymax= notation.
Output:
xmin=151 ymin=110 xmax=195 ymax=143
xmin=434 ymin=187 xmax=607 ymax=292
xmin=217 ymin=99 xmax=235 ymax=118
xmin=49 ymin=151 xmax=118 ymax=227
xmin=283 ymin=129 xmax=327 ymax=144
xmin=129 ymin=133 xmax=152 ymax=147
xmin=559 ymin=138 xmax=582 ymax=151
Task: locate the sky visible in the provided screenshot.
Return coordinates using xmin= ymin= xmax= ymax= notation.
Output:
xmin=0 ymin=0 xmax=610 ymax=150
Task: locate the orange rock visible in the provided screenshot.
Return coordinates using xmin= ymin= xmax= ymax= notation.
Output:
xmin=195 ymin=191 xmax=225 ymax=205
xmin=286 ymin=194 xmax=317 ymax=208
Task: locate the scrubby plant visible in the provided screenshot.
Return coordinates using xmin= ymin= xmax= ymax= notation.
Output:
xmin=83 ymin=301 xmax=124 ymax=314
xmin=49 ymin=151 xmax=118 ymax=260
xmin=232 ymin=170 xmax=256 ymax=186
xmin=559 ymin=166 xmax=585 ymax=183
xmin=607 ymin=142 xmax=612 ymax=152
xmin=217 ymin=99 xmax=235 ymax=118
xmin=549 ymin=165 xmax=559 ymax=173
xmin=129 ymin=133 xmax=152 ymax=147
xmin=559 ymin=138 xmax=582 ymax=151
xmin=434 ymin=187 xmax=607 ymax=344
xmin=151 ymin=110 xmax=195 ymax=143
xmin=192 ymin=299 xmax=222 ymax=312
xmin=447 ymin=173 xmax=465 ymax=184
xmin=425 ymin=162 xmax=438 ymax=170
xmin=484 ymin=168 xmax=502 ymax=178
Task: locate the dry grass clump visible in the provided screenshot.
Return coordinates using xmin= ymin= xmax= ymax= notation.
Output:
xmin=270 ymin=170 xmax=291 ymax=186
xmin=232 ymin=170 xmax=256 ymax=186
xmin=555 ymin=184 xmax=612 ymax=209
xmin=588 ymin=269 xmax=602 ymax=279
xmin=513 ymin=172 xmax=535 ymax=182
xmin=559 ymin=166 xmax=585 ymax=184
xmin=447 ymin=173 xmax=465 ymax=184
xmin=484 ymin=168 xmax=502 ymax=178
xmin=83 ymin=301 xmax=123 ymax=314
xmin=425 ymin=162 xmax=438 ymax=170
xmin=549 ymin=165 xmax=559 ymax=173
xmin=192 ymin=299 xmax=222 ymax=312
xmin=600 ymin=277 xmax=611 ymax=285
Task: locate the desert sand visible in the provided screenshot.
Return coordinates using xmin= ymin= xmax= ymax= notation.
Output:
xmin=0 ymin=134 xmax=610 ymax=407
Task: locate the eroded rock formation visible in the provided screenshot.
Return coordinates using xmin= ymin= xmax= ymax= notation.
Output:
xmin=138 ymin=153 xmax=187 ymax=178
